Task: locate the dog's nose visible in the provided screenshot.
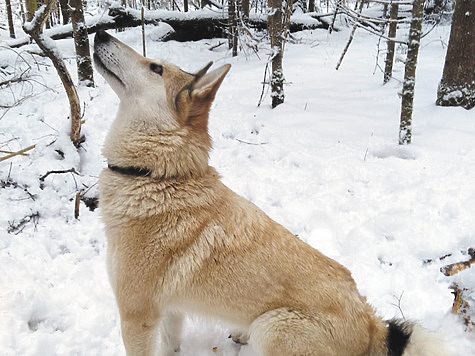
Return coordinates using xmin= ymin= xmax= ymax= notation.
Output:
xmin=95 ymin=30 xmax=111 ymax=43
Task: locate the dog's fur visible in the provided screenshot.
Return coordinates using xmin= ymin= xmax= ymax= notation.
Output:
xmin=94 ymin=31 xmax=449 ymax=356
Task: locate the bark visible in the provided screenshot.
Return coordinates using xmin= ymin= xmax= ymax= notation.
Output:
xmin=399 ymin=0 xmax=424 ymax=145
xmin=436 ymin=0 xmax=474 ymax=110
xmin=383 ymin=2 xmax=399 ymax=84
xmin=228 ymin=0 xmax=238 ymax=56
xmin=23 ymin=1 xmax=82 ymax=148
xmin=69 ymin=0 xmax=94 ymax=87
xmin=184 ymin=0 xmax=189 ymax=12
xmin=242 ymin=0 xmax=250 ymax=19
xmin=268 ymin=0 xmax=285 ymax=108
xmin=25 ymin=0 xmax=38 ymax=21
xmin=308 ymin=0 xmax=315 ymax=12
xmin=59 ymin=0 xmax=70 ymax=24
xmin=6 ymin=0 xmax=15 ymax=38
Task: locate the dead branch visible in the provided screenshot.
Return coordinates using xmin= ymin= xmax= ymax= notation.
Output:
xmin=441 ymin=259 xmax=474 ymax=276
xmin=39 ymin=167 xmax=79 ymax=182
xmin=0 ymin=144 xmax=36 ymax=162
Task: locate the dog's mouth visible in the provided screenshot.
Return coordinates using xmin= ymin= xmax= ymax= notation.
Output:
xmin=93 ymin=52 xmax=125 ymax=88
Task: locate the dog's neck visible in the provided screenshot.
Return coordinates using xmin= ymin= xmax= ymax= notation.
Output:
xmin=107 ymin=164 xmax=152 ymax=178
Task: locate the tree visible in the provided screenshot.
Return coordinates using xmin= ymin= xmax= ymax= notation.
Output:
xmin=436 ymin=0 xmax=474 ymax=110
xmin=383 ymin=1 xmax=399 ymax=84
xmin=23 ymin=0 xmax=83 ymax=147
xmin=399 ymin=0 xmax=425 ymax=145
xmin=69 ymin=0 xmax=94 ymax=87
xmin=268 ymin=0 xmax=285 ymax=108
xmin=25 ymin=0 xmax=38 ymax=21
xmin=6 ymin=0 xmax=15 ymax=38
xmin=59 ymin=0 xmax=71 ymax=25
xmin=228 ymin=0 xmax=238 ymax=57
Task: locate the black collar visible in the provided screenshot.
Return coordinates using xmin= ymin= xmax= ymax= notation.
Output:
xmin=108 ymin=164 xmax=152 ymax=177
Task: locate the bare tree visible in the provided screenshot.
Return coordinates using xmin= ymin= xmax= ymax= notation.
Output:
xmin=228 ymin=0 xmax=238 ymax=57
xmin=268 ymin=0 xmax=285 ymax=108
xmin=23 ymin=0 xmax=83 ymax=147
xmin=242 ymin=0 xmax=250 ymax=19
xmin=436 ymin=0 xmax=474 ymax=110
xmin=6 ymin=0 xmax=16 ymax=38
xmin=399 ymin=0 xmax=425 ymax=145
xmin=308 ymin=0 xmax=315 ymax=12
xmin=59 ymin=0 xmax=70 ymax=24
xmin=25 ymin=0 xmax=38 ymax=21
xmin=70 ymin=0 xmax=94 ymax=87
xmin=383 ymin=1 xmax=399 ymax=83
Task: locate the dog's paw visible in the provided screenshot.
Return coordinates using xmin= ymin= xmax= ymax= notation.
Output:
xmin=228 ymin=331 xmax=249 ymax=345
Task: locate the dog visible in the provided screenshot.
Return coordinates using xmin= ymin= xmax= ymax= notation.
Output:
xmin=94 ymin=30 xmax=450 ymax=356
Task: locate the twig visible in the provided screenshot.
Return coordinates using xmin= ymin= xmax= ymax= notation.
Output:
xmin=74 ymin=191 xmax=81 ymax=219
xmin=257 ymin=59 xmax=270 ymax=107
xmin=391 ymin=291 xmax=406 ymax=320
xmin=39 ymin=168 xmax=79 ymax=181
xmin=0 ymin=144 xmax=35 ymax=162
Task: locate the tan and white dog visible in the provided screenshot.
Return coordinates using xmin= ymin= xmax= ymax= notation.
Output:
xmin=94 ymin=30 xmax=449 ymax=356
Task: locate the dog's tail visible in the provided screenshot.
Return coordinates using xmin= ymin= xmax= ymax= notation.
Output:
xmin=385 ymin=319 xmax=450 ymax=356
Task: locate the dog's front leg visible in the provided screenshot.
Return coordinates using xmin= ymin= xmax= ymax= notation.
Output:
xmin=119 ymin=304 xmax=161 ymax=356
xmin=159 ymin=311 xmax=183 ymax=356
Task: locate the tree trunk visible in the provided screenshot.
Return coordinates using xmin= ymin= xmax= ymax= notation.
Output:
xmin=69 ymin=0 xmax=94 ymax=87
xmin=59 ymin=0 xmax=70 ymax=24
xmin=383 ymin=2 xmax=399 ymax=84
xmin=268 ymin=0 xmax=284 ymax=108
xmin=23 ymin=0 xmax=83 ymax=148
xmin=25 ymin=0 xmax=38 ymax=21
xmin=308 ymin=0 xmax=315 ymax=12
xmin=436 ymin=0 xmax=474 ymax=110
xmin=6 ymin=0 xmax=15 ymax=38
xmin=228 ymin=0 xmax=238 ymax=56
xmin=184 ymin=0 xmax=188 ymax=12
xmin=242 ymin=0 xmax=250 ymax=19
xmin=399 ymin=0 xmax=424 ymax=145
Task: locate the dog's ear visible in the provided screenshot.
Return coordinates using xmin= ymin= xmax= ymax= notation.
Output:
xmin=191 ymin=64 xmax=231 ymax=102
xmin=194 ymin=61 xmax=213 ymax=79
xmin=187 ymin=64 xmax=231 ymax=131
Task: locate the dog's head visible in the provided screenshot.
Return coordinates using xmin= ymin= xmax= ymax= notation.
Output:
xmin=93 ymin=30 xmax=230 ymax=132
xmin=94 ymin=31 xmax=231 ymax=178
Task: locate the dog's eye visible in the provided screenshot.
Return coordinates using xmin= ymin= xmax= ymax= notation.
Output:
xmin=150 ymin=63 xmax=163 ymax=75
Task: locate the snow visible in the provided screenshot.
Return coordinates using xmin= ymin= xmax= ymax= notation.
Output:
xmin=1 ymin=11 xmax=475 ymax=356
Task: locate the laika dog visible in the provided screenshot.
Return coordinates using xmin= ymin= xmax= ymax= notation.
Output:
xmin=94 ymin=30 xmax=449 ymax=356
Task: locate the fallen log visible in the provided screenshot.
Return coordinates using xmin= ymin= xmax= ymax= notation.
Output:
xmin=7 ymin=8 xmax=330 ymax=49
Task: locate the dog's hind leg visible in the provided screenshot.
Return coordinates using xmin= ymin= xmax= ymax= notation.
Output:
xmin=248 ymin=308 xmax=340 ymax=356
xmin=159 ymin=311 xmax=183 ymax=356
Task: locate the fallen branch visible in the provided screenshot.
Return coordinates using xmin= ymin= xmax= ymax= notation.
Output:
xmin=441 ymin=248 xmax=475 ymax=276
xmin=8 ymin=8 xmax=329 ymax=49
xmin=0 ymin=144 xmax=36 ymax=162
xmin=39 ymin=168 xmax=79 ymax=182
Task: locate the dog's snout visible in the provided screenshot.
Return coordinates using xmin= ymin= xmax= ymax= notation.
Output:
xmin=95 ymin=30 xmax=111 ymax=44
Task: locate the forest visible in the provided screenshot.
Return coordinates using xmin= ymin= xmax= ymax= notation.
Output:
xmin=0 ymin=0 xmax=474 ymax=354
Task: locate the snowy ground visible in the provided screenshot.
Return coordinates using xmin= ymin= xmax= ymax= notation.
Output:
xmin=1 ymin=10 xmax=474 ymax=356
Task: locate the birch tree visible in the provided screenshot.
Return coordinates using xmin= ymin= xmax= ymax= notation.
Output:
xmin=399 ymin=0 xmax=425 ymax=145
xmin=268 ymin=0 xmax=285 ymax=108
xmin=436 ymin=0 xmax=474 ymax=110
